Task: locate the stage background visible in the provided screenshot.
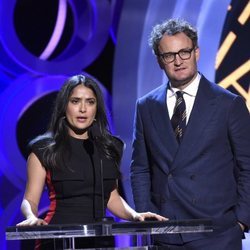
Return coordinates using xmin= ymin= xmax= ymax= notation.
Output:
xmin=0 ymin=0 xmax=249 ymax=249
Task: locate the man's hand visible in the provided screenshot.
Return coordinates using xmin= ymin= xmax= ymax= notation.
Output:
xmin=237 ymin=221 xmax=246 ymax=231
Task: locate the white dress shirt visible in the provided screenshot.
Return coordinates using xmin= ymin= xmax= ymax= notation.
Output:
xmin=167 ymin=73 xmax=201 ymax=124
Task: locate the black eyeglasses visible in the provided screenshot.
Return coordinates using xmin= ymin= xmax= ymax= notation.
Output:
xmin=158 ymin=47 xmax=195 ymax=64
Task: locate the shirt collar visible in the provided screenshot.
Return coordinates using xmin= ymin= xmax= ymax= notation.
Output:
xmin=168 ymin=73 xmax=201 ymax=97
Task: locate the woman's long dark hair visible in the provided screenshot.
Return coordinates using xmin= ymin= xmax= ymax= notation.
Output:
xmin=31 ymin=75 xmax=122 ymax=170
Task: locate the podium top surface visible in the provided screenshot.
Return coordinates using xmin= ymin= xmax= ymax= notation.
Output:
xmin=6 ymin=219 xmax=213 ymax=240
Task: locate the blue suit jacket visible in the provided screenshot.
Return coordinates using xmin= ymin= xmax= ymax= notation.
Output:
xmin=130 ymin=75 xmax=250 ymax=242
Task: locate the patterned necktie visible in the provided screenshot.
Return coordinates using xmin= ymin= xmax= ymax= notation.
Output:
xmin=171 ymin=91 xmax=186 ymax=143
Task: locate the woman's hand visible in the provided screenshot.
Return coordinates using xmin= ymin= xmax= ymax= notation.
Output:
xmin=107 ymin=189 xmax=168 ymax=222
xmin=133 ymin=212 xmax=168 ymax=222
xmin=16 ymin=215 xmax=48 ymax=226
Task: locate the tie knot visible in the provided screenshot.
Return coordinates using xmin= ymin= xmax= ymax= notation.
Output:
xmin=176 ymin=91 xmax=183 ymax=99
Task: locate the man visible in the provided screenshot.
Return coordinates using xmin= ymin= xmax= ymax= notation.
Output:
xmin=130 ymin=18 xmax=250 ymax=249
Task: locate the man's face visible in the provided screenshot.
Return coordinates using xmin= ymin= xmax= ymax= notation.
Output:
xmin=157 ymin=32 xmax=200 ymax=89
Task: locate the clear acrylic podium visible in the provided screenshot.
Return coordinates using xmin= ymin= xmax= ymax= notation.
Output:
xmin=6 ymin=219 xmax=213 ymax=249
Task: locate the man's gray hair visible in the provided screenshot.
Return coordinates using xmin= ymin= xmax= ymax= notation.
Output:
xmin=148 ymin=18 xmax=198 ymax=55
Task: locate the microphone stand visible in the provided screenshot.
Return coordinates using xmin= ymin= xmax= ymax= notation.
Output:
xmin=98 ymin=159 xmax=114 ymax=223
xmin=83 ymin=139 xmax=113 ymax=223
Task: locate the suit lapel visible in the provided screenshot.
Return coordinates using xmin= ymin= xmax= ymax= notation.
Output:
xmin=148 ymin=83 xmax=179 ymax=162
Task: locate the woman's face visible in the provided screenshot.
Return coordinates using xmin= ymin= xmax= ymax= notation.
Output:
xmin=66 ymin=84 xmax=97 ymax=139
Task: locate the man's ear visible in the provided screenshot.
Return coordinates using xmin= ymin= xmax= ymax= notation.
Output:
xmin=195 ymin=47 xmax=200 ymax=61
xmin=157 ymin=56 xmax=164 ymax=69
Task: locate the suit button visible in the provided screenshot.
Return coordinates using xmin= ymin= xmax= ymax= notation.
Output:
xmin=190 ymin=174 xmax=196 ymax=180
xmin=192 ymin=198 xmax=196 ymax=204
xmin=200 ymin=150 xmax=207 ymax=156
xmin=168 ymin=173 xmax=173 ymax=179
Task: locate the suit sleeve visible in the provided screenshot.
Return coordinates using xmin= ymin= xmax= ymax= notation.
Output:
xmin=228 ymin=96 xmax=250 ymax=228
xmin=130 ymin=100 xmax=157 ymax=213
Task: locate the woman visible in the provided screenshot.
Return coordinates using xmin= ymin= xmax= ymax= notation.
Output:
xmin=17 ymin=75 xmax=166 ymax=249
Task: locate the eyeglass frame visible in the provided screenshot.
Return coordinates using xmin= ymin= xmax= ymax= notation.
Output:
xmin=157 ymin=47 xmax=196 ymax=64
